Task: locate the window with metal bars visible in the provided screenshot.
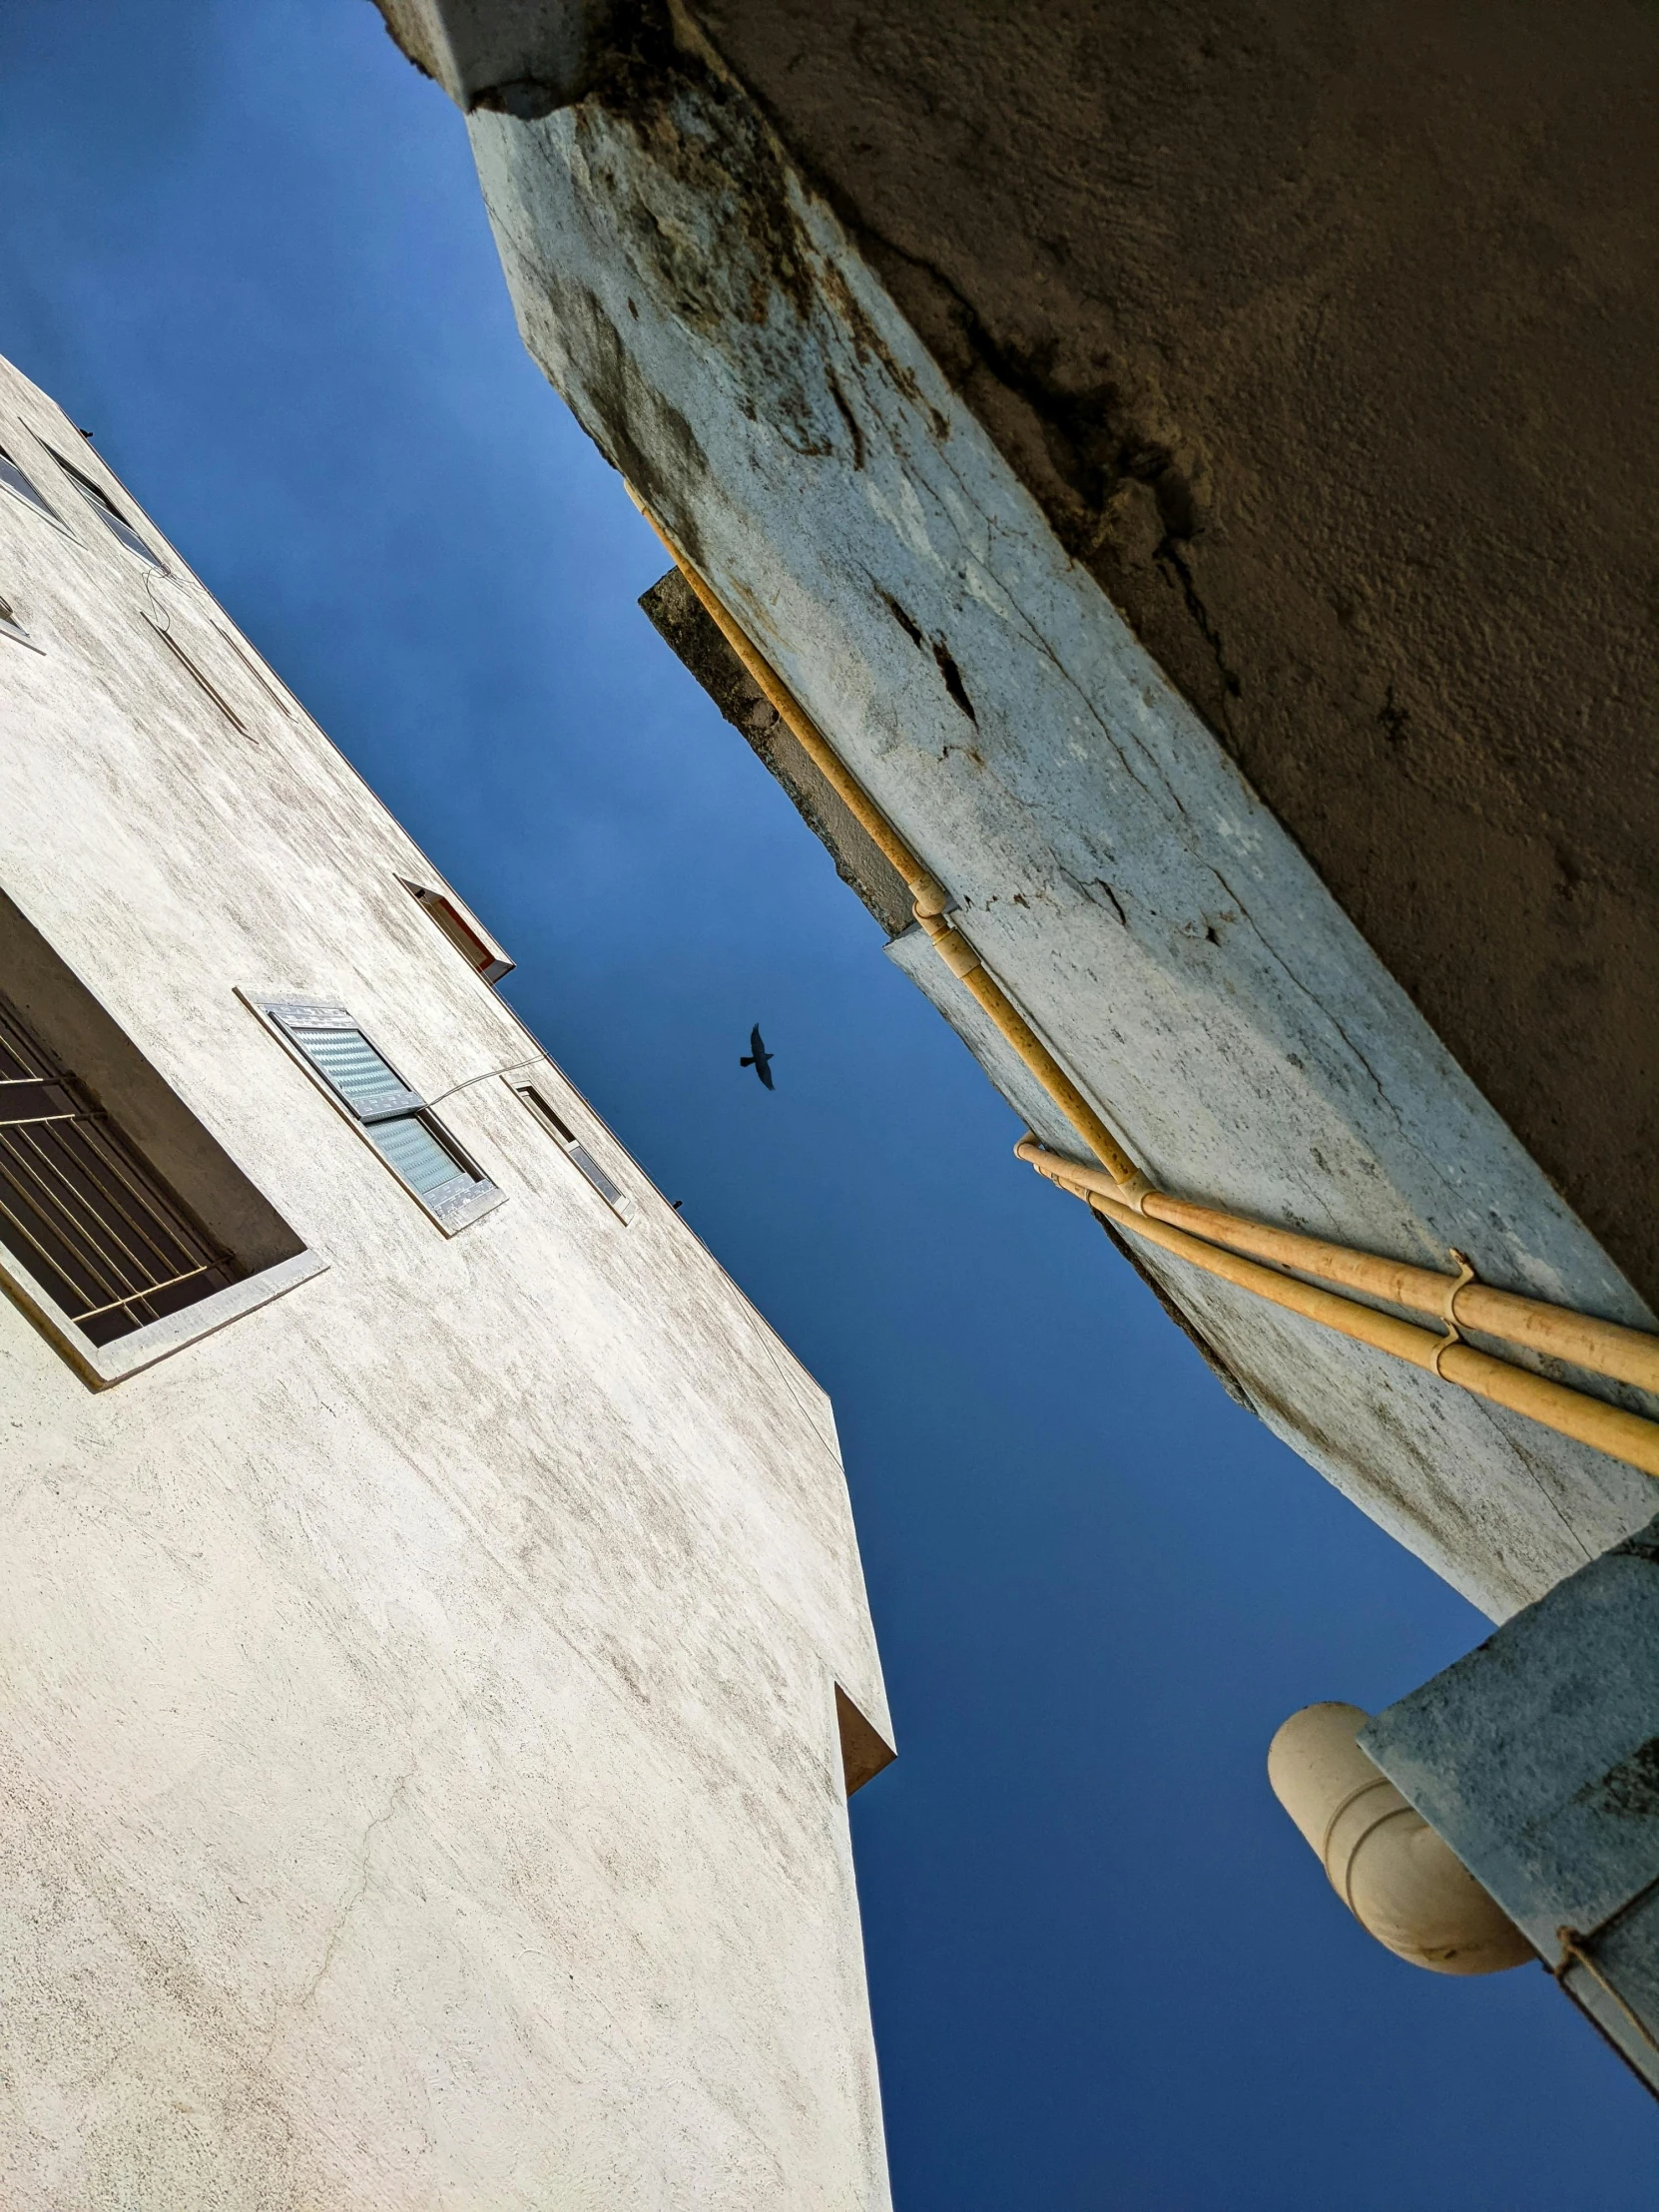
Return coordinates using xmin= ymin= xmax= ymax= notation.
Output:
xmin=0 ymin=992 xmax=240 ymax=1345
xmin=256 ymin=998 xmax=501 ymax=1233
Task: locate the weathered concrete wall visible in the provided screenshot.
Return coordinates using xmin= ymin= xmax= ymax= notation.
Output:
xmin=0 ymin=355 xmax=891 ymax=2209
xmin=885 ymin=924 xmax=1651 ymax=1619
xmin=689 ymin=0 xmax=1659 ymax=1313
xmin=444 ymin=45 xmax=1656 ymax=1618
xmin=1367 ymin=1513 xmax=1659 ymax=2092
xmin=640 ymin=566 xmax=912 ymax=936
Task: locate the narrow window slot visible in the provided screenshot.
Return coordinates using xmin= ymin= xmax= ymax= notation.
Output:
xmin=399 ymin=878 xmax=514 ymax=984
xmin=47 ymin=446 xmax=165 ymax=567
xmin=213 ymin=621 xmax=292 ymax=716
xmin=146 ymin=617 xmax=251 ymax=737
xmin=517 ymin=1083 xmax=635 ymax=1222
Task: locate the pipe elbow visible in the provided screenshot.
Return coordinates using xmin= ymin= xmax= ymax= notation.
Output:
xmin=1268 ymin=1702 xmax=1532 ymax=1976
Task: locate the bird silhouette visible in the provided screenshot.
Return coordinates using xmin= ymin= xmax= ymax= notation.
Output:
xmin=740 ymin=1024 xmax=775 ymax=1090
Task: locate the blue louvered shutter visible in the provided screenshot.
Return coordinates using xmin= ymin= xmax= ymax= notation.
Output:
xmin=281 ymin=1018 xmax=480 ymax=1202
xmin=366 ymin=1112 xmax=472 ymax=1195
xmin=286 ymin=1027 xmax=422 ymax=1121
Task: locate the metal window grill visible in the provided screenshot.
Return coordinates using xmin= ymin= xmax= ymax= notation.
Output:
xmin=0 ymin=992 xmax=238 ymax=1345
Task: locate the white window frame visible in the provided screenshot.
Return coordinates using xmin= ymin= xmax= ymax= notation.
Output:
xmin=0 ymin=1243 xmax=327 ymax=1390
xmin=243 ymin=991 xmax=506 ymax=1236
xmin=0 ymin=985 xmax=324 ymax=1388
xmin=0 ymin=437 xmax=71 ymax=536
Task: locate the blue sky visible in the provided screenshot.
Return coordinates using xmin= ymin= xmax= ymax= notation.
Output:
xmin=3 ymin=5 xmax=1652 ymax=2202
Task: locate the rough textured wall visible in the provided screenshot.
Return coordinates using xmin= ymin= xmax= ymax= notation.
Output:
xmin=0 ymin=355 xmax=891 ymax=2211
xmin=453 ymin=48 xmax=1659 ymax=1616
xmin=689 ymin=0 xmax=1659 ymax=1308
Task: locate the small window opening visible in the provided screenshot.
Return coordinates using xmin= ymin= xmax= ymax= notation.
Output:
xmin=0 ymin=440 xmax=58 ymax=523
xmin=48 ymin=447 xmax=164 ymax=567
xmin=213 ymin=622 xmax=292 ymax=717
xmin=0 ymin=593 xmax=40 ymax=652
xmin=0 ymin=990 xmax=240 ymax=1345
xmin=146 ymin=617 xmax=250 ymax=737
xmin=517 ymin=1083 xmax=635 ymax=1221
xmin=258 ymin=999 xmax=501 ymax=1233
xmin=399 ymin=879 xmax=514 ymax=984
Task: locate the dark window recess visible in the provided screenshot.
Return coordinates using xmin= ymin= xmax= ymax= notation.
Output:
xmin=517 ymin=1084 xmax=635 ymax=1220
xmin=0 ymin=593 xmax=39 ymax=652
xmin=47 ymin=448 xmax=163 ymax=567
xmin=399 ymin=879 xmax=514 ymax=984
xmin=145 ymin=618 xmax=250 ymax=736
xmin=0 ymin=440 xmax=58 ymax=523
xmin=0 ymin=992 xmax=240 ymax=1345
xmin=272 ymin=1008 xmax=492 ymax=1217
xmin=214 ymin=622 xmax=291 ymax=717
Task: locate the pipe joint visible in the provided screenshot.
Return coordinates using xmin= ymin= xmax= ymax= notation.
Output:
xmin=922 ymin=918 xmax=984 ymax=980
xmin=1269 ymin=1703 xmax=1532 ymax=1976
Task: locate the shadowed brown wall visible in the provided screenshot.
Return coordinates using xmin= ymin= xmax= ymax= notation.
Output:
xmin=689 ymin=0 xmax=1659 ymax=1304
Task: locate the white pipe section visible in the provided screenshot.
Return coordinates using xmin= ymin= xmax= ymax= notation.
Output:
xmin=1268 ymin=1703 xmax=1533 ymax=1975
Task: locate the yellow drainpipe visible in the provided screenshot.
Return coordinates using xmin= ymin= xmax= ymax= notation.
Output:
xmin=631 ymin=495 xmax=1148 ymax=1194
xmin=1016 ymin=1140 xmax=1659 ymax=1398
xmin=630 ymin=498 xmax=1659 ymax=1475
xmin=1028 ymin=1145 xmax=1659 ymax=1479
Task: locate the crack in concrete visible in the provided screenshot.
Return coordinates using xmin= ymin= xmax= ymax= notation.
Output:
xmin=1208 ymin=861 xmax=1406 ymax=1142
xmin=288 ymin=1773 xmax=410 ymax=2021
xmin=1156 ymin=536 xmax=1243 ymax=731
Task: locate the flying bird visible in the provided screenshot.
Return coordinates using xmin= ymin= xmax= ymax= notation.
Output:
xmin=740 ymin=1024 xmax=775 ymax=1090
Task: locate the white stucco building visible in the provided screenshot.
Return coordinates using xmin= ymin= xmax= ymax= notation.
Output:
xmin=0 ymin=351 xmax=894 ymax=2207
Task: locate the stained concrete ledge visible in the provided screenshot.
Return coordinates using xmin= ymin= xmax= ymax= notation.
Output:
xmin=381 ymin=0 xmax=1659 ymax=1306
xmin=1367 ymin=1515 xmax=1659 ymax=2093
xmin=640 ymin=565 xmax=912 ymax=938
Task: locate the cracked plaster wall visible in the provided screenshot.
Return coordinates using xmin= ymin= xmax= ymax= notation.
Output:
xmin=449 ymin=41 xmax=1657 ymax=1619
xmin=0 ymin=356 xmax=890 ymax=2211
xmin=688 ymin=0 xmax=1659 ymax=1314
